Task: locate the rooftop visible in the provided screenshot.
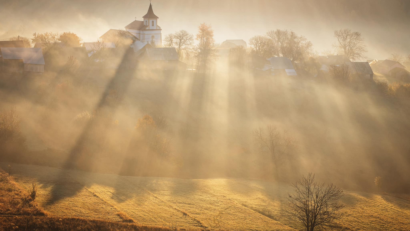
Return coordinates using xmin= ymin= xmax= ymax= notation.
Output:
xmin=351 ymin=62 xmax=374 ymax=75
xmin=125 ymin=20 xmax=147 ymax=30
xmin=267 ymin=57 xmax=295 ymax=69
xmin=0 ymin=48 xmax=45 ymax=65
xmin=0 ymin=40 xmax=31 ymax=48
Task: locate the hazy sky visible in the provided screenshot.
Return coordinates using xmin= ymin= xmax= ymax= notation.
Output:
xmin=0 ymin=0 xmax=409 ymax=59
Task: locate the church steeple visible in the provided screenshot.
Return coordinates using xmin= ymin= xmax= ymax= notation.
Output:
xmin=143 ymin=3 xmax=159 ymax=30
xmin=143 ymin=3 xmax=159 ymax=19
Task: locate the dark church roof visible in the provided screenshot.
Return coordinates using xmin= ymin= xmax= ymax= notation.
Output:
xmin=143 ymin=3 xmax=159 ymax=19
xmin=125 ymin=20 xmax=147 ymax=30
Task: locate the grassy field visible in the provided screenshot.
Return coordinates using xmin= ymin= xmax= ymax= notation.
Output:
xmin=1 ymin=163 xmax=410 ymax=230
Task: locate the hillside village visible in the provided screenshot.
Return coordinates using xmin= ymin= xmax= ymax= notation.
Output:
xmin=0 ymin=3 xmax=409 ymax=82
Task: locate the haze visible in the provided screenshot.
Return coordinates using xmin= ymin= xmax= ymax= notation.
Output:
xmin=1 ymin=0 xmax=410 ymax=230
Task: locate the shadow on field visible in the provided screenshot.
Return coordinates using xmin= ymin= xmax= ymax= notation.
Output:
xmin=47 ymin=48 xmax=138 ymax=205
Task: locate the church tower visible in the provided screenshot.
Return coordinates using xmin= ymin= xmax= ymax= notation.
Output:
xmin=124 ymin=2 xmax=162 ymax=49
xmin=143 ymin=3 xmax=159 ymax=30
xmin=142 ymin=3 xmax=162 ymax=46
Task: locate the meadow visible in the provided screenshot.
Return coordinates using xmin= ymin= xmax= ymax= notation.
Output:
xmin=1 ymin=163 xmax=410 ymax=230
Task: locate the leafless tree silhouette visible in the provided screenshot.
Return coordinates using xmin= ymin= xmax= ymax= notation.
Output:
xmin=334 ymin=29 xmax=367 ymax=60
xmin=286 ymin=173 xmax=344 ymax=231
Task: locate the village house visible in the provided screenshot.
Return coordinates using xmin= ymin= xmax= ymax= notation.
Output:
xmin=0 ymin=40 xmax=31 ymax=48
xmin=263 ymin=57 xmax=297 ymax=76
xmin=137 ymin=47 xmax=182 ymax=70
xmin=217 ymin=39 xmax=247 ymax=56
xmin=100 ymin=3 xmax=162 ymax=52
xmin=370 ymin=60 xmax=406 ymax=75
xmin=316 ymin=55 xmax=351 ymax=73
xmin=220 ymin=40 xmax=247 ymax=49
xmin=316 ymin=55 xmax=375 ymax=80
xmin=0 ymin=47 xmax=45 ymax=73
xmin=83 ymin=42 xmax=116 ymax=57
xmin=350 ymin=62 xmax=374 ymax=80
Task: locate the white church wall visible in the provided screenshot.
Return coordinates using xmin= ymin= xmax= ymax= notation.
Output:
xmin=141 ymin=30 xmax=162 ymax=46
xmin=127 ymin=29 xmax=140 ymax=39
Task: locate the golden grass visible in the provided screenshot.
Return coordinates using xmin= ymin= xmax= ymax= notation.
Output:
xmin=0 ymin=170 xmax=46 ymax=216
xmin=0 ymin=216 xmax=173 ymax=231
xmin=2 ymin=163 xmax=410 ymax=230
xmin=117 ymin=212 xmax=136 ymax=223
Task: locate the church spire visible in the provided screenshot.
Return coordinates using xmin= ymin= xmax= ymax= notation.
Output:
xmin=143 ymin=3 xmax=159 ymax=19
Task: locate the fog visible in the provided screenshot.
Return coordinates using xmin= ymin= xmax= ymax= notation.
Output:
xmin=1 ymin=0 xmax=410 ymax=58
xmin=0 ymin=0 xmax=410 ymax=198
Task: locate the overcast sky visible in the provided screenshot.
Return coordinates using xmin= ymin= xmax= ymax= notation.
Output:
xmin=0 ymin=0 xmax=409 ymax=59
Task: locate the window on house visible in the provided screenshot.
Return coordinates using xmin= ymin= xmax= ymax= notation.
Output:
xmin=152 ymin=21 xmax=154 ymax=27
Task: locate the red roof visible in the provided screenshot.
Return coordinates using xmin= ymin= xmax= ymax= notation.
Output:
xmin=125 ymin=20 xmax=147 ymax=30
xmin=143 ymin=3 xmax=158 ymax=19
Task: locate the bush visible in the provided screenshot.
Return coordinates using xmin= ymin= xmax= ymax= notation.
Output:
xmin=0 ymin=109 xmax=25 ymax=159
xmin=29 ymin=183 xmax=37 ymax=201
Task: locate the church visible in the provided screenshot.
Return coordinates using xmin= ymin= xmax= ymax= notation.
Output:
xmin=99 ymin=3 xmax=162 ymax=51
xmin=125 ymin=3 xmax=162 ymax=46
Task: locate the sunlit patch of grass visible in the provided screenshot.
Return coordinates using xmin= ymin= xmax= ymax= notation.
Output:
xmin=0 ymin=170 xmax=46 ymax=216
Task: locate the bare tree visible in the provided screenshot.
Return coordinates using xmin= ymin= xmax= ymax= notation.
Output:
xmin=164 ymin=34 xmax=174 ymax=47
xmin=286 ymin=173 xmax=344 ymax=231
xmin=249 ymin=35 xmax=275 ymax=58
xmin=31 ymin=32 xmax=59 ymax=49
xmin=254 ymin=125 xmax=294 ymax=180
xmin=334 ymin=29 xmax=367 ymax=60
xmin=173 ymin=30 xmax=194 ymax=58
xmin=165 ymin=30 xmax=194 ymax=59
xmin=267 ymin=30 xmax=313 ymax=63
xmin=195 ymin=23 xmax=216 ymax=71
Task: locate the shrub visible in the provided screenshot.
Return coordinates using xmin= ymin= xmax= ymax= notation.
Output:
xmin=330 ymin=64 xmax=351 ymax=85
xmin=0 ymin=109 xmax=25 ymax=159
xmin=29 ymin=183 xmax=37 ymax=201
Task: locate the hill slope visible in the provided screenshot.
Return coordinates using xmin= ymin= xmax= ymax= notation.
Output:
xmin=1 ymin=163 xmax=410 ymax=230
